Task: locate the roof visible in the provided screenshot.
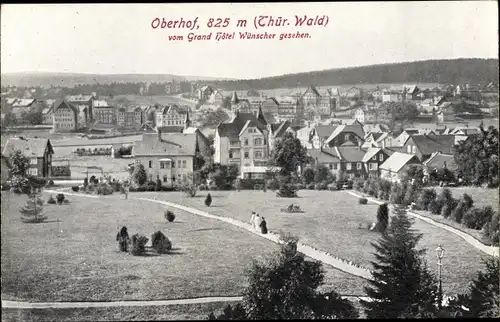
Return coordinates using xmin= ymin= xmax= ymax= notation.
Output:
xmin=159 ymin=104 xmax=187 ymax=115
xmin=325 ymin=123 xmax=365 ymax=144
xmin=217 ymin=111 xmax=266 ymax=138
xmin=452 ymin=127 xmax=481 ymax=135
xmin=41 ymin=106 xmax=53 ymax=114
xmin=94 ymin=100 xmax=109 ymax=107
xmin=53 ymin=99 xmax=78 ymax=113
xmin=336 ymin=146 xmax=367 ymax=162
xmin=12 ymin=98 xmax=36 ymax=107
xmin=157 ymin=126 xmax=184 ymax=133
xmin=313 ymin=125 xmax=337 ymax=139
xmin=380 ymin=152 xmax=420 ymax=173
xmin=2 ymin=137 xmax=53 ymax=158
xmin=407 ymin=134 xmax=456 ymax=155
xmin=66 ymin=94 xmax=93 ymax=102
xmin=134 ymin=133 xmax=198 ymax=157
xmin=362 ymin=147 xmax=394 ymax=162
xmin=304 ymin=85 xmax=321 ymax=97
xmin=272 ymin=121 xmax=291 ymax=138
xmin=423 ymin=152 xmax=458 ymax=171
xmin=307 ymin=148 xmax=341 ymax=163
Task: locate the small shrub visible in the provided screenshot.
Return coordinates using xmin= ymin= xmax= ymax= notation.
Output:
xmin=314 ymin=182 xmax=328 ymax=190
xmin=47 ymin=196 xmax=56 ymax=204
xmin=63 ymin=199 xmax=70 ymax=204
xmin=463 ymin=206 xmax=495 ymax=230
xmin=205 ymin=193 xmax=212 ymax=206
xmin=165 ymin=210 xmax=175 ymax=222
xmin=296 ymin=183 xmax=305 ymax=190
xmin=417 ymin=188 xmax=437 ymax=211
xmin=375 ymin=203 xmax=389 ymax=233
xmin=46 ymin=180 xmax=54 ymax=187
xmin=182 ymin=183 xmax=198 ymax=197
xmin=208 ymin=183 xmax=218 ymax=191
xmin=198 ymin=184 xmax=207 ymax=190
xmin=266 ymin=179 xmax=280 ymax=191
xmin=97 ymin=183 xmax=114 ymax=195
xmin=151 ymin=231 xmax=172 ymax=254
xmin=116 ymin=226 xmax=130 ymax=252
xmin=56 ymin=193 xmax=65 ymax=204
xmin=306 ymin=183 xmax=315 ymax=190
xmin=359 ymin=198 xmax=368 ymax=205
xmin=130 ymin=234 xmax=148 ymax=256
xmin=71 ymin=186 xmax=80 ymax=192
xmin=327 ymin=183 xmax=338 ymax=191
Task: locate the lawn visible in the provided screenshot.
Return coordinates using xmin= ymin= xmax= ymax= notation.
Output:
xmin=434 ymin=186 xmax=499 ymax=209
xmin=1 ymin=191 xmax=368 ymax=303
xmin=1 ymin=302 xmax=231 ymax=321
xmin=136 ymin=189 xmax=493 ymax=295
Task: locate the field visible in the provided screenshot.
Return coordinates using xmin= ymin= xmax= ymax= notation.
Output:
xmin=135 ymin=189 xmax=493 ymax=295
xmin=435 ymin=186 xmax=499 ymax=209
xmin=1 ymin=191 xmax=369 ymax=304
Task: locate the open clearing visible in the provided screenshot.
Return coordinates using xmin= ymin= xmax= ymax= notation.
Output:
xmin=136 ymin=189 xmax=492 ymax=295
xmin=1 ymin=191 xmax=368 ymax=303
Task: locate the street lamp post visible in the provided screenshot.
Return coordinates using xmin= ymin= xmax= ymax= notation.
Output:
xmin=436 ymin=244 xmax=445 ymax=309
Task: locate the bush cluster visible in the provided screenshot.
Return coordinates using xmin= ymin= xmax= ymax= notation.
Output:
xmin=353 ymin=177 xmax=394 ymax=202
xmin=165 ymin=210 xmax=176 ymax=222
xmin=358 ymin=198 xmax=368 ymax=205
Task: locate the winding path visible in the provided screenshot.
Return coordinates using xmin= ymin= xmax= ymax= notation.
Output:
xmin=1 ymin=295 xmax=372 ymax=310
xmin=346 ymin=191 xmax=499 ymax=257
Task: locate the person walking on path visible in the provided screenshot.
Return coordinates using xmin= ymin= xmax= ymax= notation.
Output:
xmin=250 ymin=211 xmax=256 ymax=228
xmin=260 ymin=216 xmax=268 ymax=234
xmin=254 ymin=213 xmax=262 ymax=232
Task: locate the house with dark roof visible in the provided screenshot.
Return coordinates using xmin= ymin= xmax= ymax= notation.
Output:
xmin=324 ymin=122 xmax=365 ymax=148
xmin=403 ymin=134 xmax=456 ymax=162
xmin=66 ymin=94 xmax=95 ymax=121
xmin=380 ymin=152 xmax=421 ymax=183
xmin=307 ymin=147 xmax=343 ymax=178
xmin=53 ymin=99 xmax=79 ymax=132
xmin=362 ymin=147 xmax=395 ymax=178
xmin=133 ymin=131 xmax=207 ymax=186
xmin=300 ymin=85 xmax=337 ymax=118
xmin=422 ymin=152 xmax=457 ymax=179
xmin=214 ymin=108 xmax=270 ymax=179
xmin=2 ymin=137 xmax=54 ymax=178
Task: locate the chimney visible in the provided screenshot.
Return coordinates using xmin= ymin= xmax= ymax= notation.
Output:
xmin=158 ymin=128 xmax=162 ymax=141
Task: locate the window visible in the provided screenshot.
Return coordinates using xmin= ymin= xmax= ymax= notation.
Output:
xmin=369 ymin=163 xmax=378 ymax=171
xmin=372 ymin=155 xmax=377 ymax=161
xmin=148 ymin=174 xmax=153 ymax=181
xmin=229 ymin=152 xmax=233 ymax=158
xmin=182 ymin=160 xmax=187 ymax=168
xmin=254 ymin=151 xmax=263 ymax=159
xmin=149 ymin=160 xmax=152 ymax=168
xmin=379 ymin=154 xmax=384 ymax=162
xmin=244 ymin=152 xmax=249 ymax=159
xmin=244 ymin=139 xmax=249 ymax=146
xmin=172 ymin=160 xmax=175 ymax=168
xmin=357 ymin=162 xmax=362 ymax=170
xmin=344 ymin=134 xmax=349 ymax=141
xmin=333 ymin=163 xmax=338 ymax=170
xmin=177 ymin=160 xmax=182 ymax=168
xmin=346 ymin=163 xmax=352 ymax=170
xmin=412 ymin=146 xmax=416 ymax=154
xmin=27 ymin=168 xmax=38 ymax=176
xmin=30 ymin=158 xmax=37 ymax=165
xmin=407 ymin=145 xmax=412 ymax=153
xmin=254 ymin=138 xmax=262 ymax=145
xmin=182 ymin=174 xmax=187 ymax=181
xmin=160 ymin=162 xmax=164 ymax=169
xmin=177 ymin=174 xmax=181 ymax=180
xmin=329 ymin=164 xmax=333 ymax=170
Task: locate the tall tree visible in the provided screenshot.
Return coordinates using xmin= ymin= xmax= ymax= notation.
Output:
xmin=448 ymin=258 xmax=500 ymax=318
xmin=454 ymin=125 xmax=499 ymax=186
xmin=270 ymin=132 xmax=308 ymax=177
xmin=360 ymin=208 xmax=439 ymax=318
xmin=209 ymin=234 xmax=358 ymax=319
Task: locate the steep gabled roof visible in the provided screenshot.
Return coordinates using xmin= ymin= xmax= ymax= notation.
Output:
xmin=380 ymin=152 xmax=420 ymax=173
xmin=362 ymin=147 xmax=394 ymax=163
xmin=2 ymin=137 xmax=53 ymax=158
xmin=324 ymin=123 xmax=365 ymax=145
xmin=336 ymin=146 xmax=367 ymax=162
xmin=307 ymin=147 xmax=341 ymax=163
xmin=313 ymin=125 xmax=337 ymax=139
xmin=407 ymin=134 xmax=456 ymax=156
xmin=217 ymin=111 xmax=266 ymax=138
xmin=11 ymin=98 xmax=35 ymax=107
xmin=53 ymin=99 xmax=78 ymax=113
xmin=134 ymin=133 xmax=198 ymax=157
xmin=423 ymin=152 xmax=458 ymax=172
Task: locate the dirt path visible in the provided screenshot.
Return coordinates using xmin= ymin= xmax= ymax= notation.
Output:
xmin=346 ymin=190 xmax=499 ymax=257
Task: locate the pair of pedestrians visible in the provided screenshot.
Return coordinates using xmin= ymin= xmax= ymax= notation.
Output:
xmin=250 ymin=211 xmax=268 ymax=234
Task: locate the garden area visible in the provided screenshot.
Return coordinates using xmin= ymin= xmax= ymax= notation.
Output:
xmin=1 ymin=189 xmax=369 ymax=303
xmin=133 ymin=189 xmax=491 ymax=295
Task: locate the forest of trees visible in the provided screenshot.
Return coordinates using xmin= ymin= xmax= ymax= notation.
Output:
xmin=204 ymin=58 xmax=499 ymax=91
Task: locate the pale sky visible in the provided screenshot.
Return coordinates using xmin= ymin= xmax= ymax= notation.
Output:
xmin=1 ymin=2 xmax=498 ymax=79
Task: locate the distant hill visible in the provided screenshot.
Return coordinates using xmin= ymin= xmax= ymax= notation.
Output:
xmin=0 ymin=72 xmax=235 ymax=88
xmin=204 ymin=58 xmax=499 ymax=91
